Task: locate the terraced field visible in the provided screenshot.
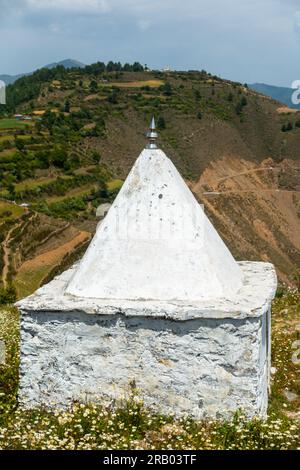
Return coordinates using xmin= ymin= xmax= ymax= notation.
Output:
xmin=0 ymin=199 xmax=92 ymax=299
xmin=15 ymin=229 xmax=91 ymax=299
xmin=104 ymin=79 xmax=164 ymax=88
xmin=0 ymin=119 xmax=29 ymax=129
xmin=0 ymin=201 xmax=25 ymax=220
xmin=0 ymin=64 xmax=299 ymax=295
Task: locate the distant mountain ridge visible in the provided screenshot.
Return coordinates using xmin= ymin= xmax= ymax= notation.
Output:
xmin=45 ymin=59 xmax=85 ymax=70
xmin=0 ymin=59 xmax=85 ymax=85
xmin=249 ymin=83 xmax=300 ymax=109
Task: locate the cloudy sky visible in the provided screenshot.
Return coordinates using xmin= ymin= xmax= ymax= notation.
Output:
xmin=0 ymin=0 xmax=300 ymax=86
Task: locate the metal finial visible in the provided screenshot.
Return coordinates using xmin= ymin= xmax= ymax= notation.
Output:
xmin=146 ymin=116 xmax=158 ymax=149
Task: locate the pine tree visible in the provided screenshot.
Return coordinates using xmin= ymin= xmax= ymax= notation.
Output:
xmin=64 ymin=99 xmax=70 ymax=113
xmin=157 ymin=116 xmax=166 ymax=129
xmin=161 ymin=82 xmax=172 ymax=96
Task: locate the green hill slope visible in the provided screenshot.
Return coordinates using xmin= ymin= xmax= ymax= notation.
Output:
xmin=0 ymin=62 xmax=299 ymax=290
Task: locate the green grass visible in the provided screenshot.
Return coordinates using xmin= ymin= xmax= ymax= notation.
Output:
xmin=46 ymin=185 xmax=97 ymax=204
xmin=14 ymin=134 xmax=33 ymax=141
xmin=107 ymin=179 xmax=123 ymax=191
xmin=0 ymin=202 xmax=24 ymax=221
xmin=14 ymin=265 xmax=51 ymax=300
xmin=0 ymin=119 xmax=28 ymax=130
xmin=13 ymin=176 xmax=66 ymax=192
xmin=0 ymin=291 xmax=298 ymax=449
xmin=0 ymin=134 xmax=32 ymax=143
xmin=0 ymin=148 xmax=17 ymax=158
xmin=0 ymin=135 xmax=14 ymax=143
xmin=103 ymin=80 xmax=165 ymax=89
xmin=0 ymin=175 xmax=73 ymax=198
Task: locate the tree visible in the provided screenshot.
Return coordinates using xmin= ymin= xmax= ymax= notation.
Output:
xmin=15 ymin=138 xmax=25 ymax=152
xmin=161 ymin=82 xmax=172 ymax=96
xmin=157 ymin=116 xmax=166 ymax=129
xmin=64 ymin=99 xmax=70 ymax=113
xmin=235 ymin=102 xmax=243 ymax=115
xmin=7 ymin=182 xmax=15 ymax=199
xmin=89 ymin=80 xmax=98 ymax=93
xmin=194 ymin=90 xmax=201 ymax=101
xmin=132 ymin=62 xmax=144 ymax=72
xmin=42 ymin=110 xmax=56 ymax=130
xmin=36 ymin=150 xmax=50 ymax=169
xmin=0 ymin=284 xmax=17 ymax=304
xmin=235 ymin=96 xmax=248 ymax=115
xmin=108 ymin=89 xmax=119 ymax=104
xmin=197 ymin=111 xmax=203 ymax=120
xmin=91 ymin=150 xmax=101 ymax=164
xmin=241 ymin=96 xmax=248 ymax=107
xmin=106 ymin=61 xmax=115 ymax=72
xmin=51 ymin=148 xmax=67 ymax=168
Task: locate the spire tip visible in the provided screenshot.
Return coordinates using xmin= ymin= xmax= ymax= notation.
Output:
xmin=146 ymin=116 xmax=158 ymax=149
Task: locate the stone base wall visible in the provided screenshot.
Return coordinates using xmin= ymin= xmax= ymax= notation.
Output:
xmin=19 ymin=309 xmax=269 ymax=419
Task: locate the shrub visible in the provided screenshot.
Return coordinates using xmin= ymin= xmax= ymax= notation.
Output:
xmin=0 ymin=284 xmax=17 ymax=305
xmin=157 ymin=116 xmax=166 ymax=130
xmin=161 ymin=82 xmax=172 ymax=96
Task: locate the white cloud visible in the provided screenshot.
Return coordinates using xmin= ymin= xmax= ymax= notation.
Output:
xmin=0 ymin=0 xmax=299 ymax=85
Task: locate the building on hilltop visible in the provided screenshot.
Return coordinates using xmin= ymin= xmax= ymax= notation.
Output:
xmin=16 ymin=118 xmax=277 ymax=419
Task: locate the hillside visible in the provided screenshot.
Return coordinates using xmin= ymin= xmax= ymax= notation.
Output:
xmin=0 ymin=59 xmax=85 ymax=85
xmin=0 ymin=62 xmax=299 ymax=298
xmin=249 ymin=83 xmax=300 ymax=110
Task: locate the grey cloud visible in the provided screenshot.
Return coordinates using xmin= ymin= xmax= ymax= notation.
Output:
xmin=0 ymin=0 xmax=299 ymax=86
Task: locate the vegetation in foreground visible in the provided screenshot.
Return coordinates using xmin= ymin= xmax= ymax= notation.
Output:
xmin=0 ymin=290 xmax=299 ymax=450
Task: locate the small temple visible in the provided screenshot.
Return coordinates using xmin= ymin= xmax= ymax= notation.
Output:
xmin=17 ymin=119 xmax=277 ymax=419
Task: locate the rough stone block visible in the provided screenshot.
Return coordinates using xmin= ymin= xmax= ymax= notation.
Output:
xmin=17 ymin=261 xmax=277 ymax=419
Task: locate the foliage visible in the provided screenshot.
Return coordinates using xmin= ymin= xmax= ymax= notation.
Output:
xmin=0 ymin=308 xmax=19 ymax=412
xmin=160 ymin=82 xmax=173 ymax=96
xmin=0 ymin=285 xmax=17 ymax=305
xmin=157 ymin=116 xmax=166 ymax=130
xmin=235 ymin=96 xmax=248 ymax=115
xmin=282 ymin=122 xmax=293 ymax=132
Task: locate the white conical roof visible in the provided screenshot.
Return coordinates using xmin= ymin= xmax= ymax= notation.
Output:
xmin=66 ymin=147 xmax=243 ymax=301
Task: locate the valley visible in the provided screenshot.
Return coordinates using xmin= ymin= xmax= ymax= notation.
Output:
xmin=0 ymin=62 xmax=299 ymax=299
